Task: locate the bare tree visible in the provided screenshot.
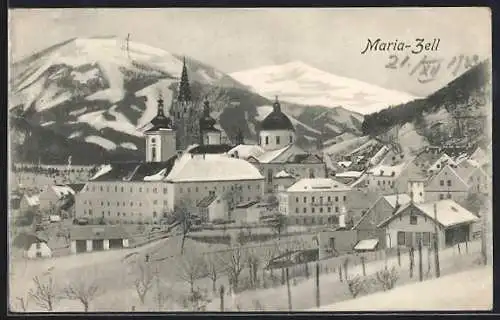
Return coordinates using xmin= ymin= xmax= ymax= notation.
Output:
xmin=133 ymin=261 xmax=155 ymax=304
xmin=176 ymin=251 xmax=208 ymax=294
xmin=205 ymin=252 xmax=223 ymax=294
xmin=376 ymin=266 xmax=399 ymax=291
xmin=219 ymin=246 xmax=246 ymax=292
xmin=28 ymin=275 xmax=59 ymax=311
xmin=172 ymin=198 xmax=194 ymax=255
xmin=62 ymin=277 xmax=101 ymax=311
xmin=15 ymin=296 xmax=29 ymax=312
xmin=246 ymin=248 xmax=261 ymax=288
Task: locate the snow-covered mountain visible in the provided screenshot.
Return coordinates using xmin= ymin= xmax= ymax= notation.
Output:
xmin=9 ymin=37 xmax=368 ymax=164
xmin=231 ymin=61 xmax=418 ymax=115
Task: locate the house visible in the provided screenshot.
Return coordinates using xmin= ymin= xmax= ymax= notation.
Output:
xmin=12 ymin=233 xmax=52 ymax=259
xmin=378 ymin=199 xmax=479 ymax=250
xmin=365 ymin=160 xmax=426 ymax=195
xmin=424 ymin=164 xmax=471 ymax=203
xmin=19 ymin=193 xmax=40 ymax=213
xmin=196 ymin=194 xmax=228 ymax=222
xmin=231 ymin=200 xmax=264 ymax=224
xmin=426 ymin=153 xmax=458 ymax=174
xmin=70 ymin=225 xmax=130 ymax=254
xmin=454 ymin=165 xmax=490 ymax=196
xmin=279 ymin=178 xmax=352 ymax=226
xmin=353 ymin=193 xmax=412 ymax=245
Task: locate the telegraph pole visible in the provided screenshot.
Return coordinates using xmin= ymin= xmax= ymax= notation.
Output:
xmin=433 ymin=203 xmax=441 ymax=278
xmin=126 ymin=33 xmax=131 ymax=59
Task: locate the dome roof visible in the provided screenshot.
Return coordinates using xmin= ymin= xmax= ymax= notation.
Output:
xmin=146 ymin=97 xmax=173 ymax=132
xmin=260 ymin=97 xmax=295 ymax=132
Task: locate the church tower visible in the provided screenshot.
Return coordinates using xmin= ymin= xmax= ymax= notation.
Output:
xmin=259 ymin=96 xmax=296 ymax=151
xmin=170 ymin=57 xmax=199 ymax=152
xmin=199 ymin=98 xmax=222 ymax=145
xmin=145 ymin=95 xmax=176 ymax=162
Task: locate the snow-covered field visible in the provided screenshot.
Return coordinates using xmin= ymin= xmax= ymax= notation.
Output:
xmin=313 ymin=265 xmax=492 ymax=311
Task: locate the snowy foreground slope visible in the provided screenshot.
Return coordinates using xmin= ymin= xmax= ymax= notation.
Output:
xmin=313 ymin=266 xmax=493 ymax=311
xmin=231 ymin=61 xmax=418 ymax=115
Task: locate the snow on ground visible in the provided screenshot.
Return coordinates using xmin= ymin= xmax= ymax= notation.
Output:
xmin=69 ymin=107 xmax=88 ymax=117
xmin=322 ymin=136 xmax=371 ymax=155
xmin=40 ymin=121 xmax=55 ymax=127
xmin=231 ymin=61 xmax=417 ymax=114
xmin=313 ymin=266 xmax=492 ymax=311
xmin=84 ymin=135 xmax=117 ymax=150
xmin=120 ymin=142 xmax=138 ymax=150
xmin=68 ymin=131 xmax=83 ymax=139
xmin=77 ymin=107 xmax=143 ymax=138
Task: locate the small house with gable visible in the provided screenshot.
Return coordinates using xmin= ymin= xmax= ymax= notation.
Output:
xmin=70 ymin=225 xmax=130 ymax=254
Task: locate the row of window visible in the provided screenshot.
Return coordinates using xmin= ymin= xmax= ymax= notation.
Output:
xmin=179 ymin=184 xmax=260 ymax=193
xmin=260 ymin=135 xmax=293 ymax=146
xmin=86 ymin=185 xmax=168 ymax=194
xmin=295 ymin=195 xmax=346 ymax=204
xmin=367 ymin=179 xmax=395 ymax=187
xmin=82 ymin=209 xmax=165 ymax=218
xmin=439 ymin=180 xmax=453 ymax=187
xmin=83 ymin=200 xmax=168 ymax=207
xmin=294 ymin=206 xmax=341 ymax=214
xmin=397 ymin=231 xmax=432 ymax=247
xmin=439 ymin=194 xmax=453 ymax=200
xmin=290 ymin=215 xmax=340 ymax=225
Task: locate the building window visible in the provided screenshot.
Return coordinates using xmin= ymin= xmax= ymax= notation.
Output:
xmin=410 ymin=215 xmax=418 ymax=225
xmin=447 ymin=193 xmax=452 ymax=199
xmin=312 ymin=208 xmax=315 ymax=213
xmin=397 ymin=231 xmax=405 ymax=245
xmin=107 ymin=201 xmax=110 ymax=206
xmin=100 ymin=186 xmax=103 ymax=192
xmin=377 ymin=181 xmax=380 ymax=186
xmin=447 ymin=180 xmax=452 ymax=187
xmin=327 ymin=196 xmax=331 ymax=202
xmin=108 ymin=211 xmax=111 ymax=216
xmin=163 ymin=200 xmax=168 ymax=206
xmin=343 ymin=196 xmax=346 ymax=202
xmin=187 ymin=187 xmax=191 ymax=193
xmin=335 ymin=196 xmax=339 ymax=202
xmin=248 ymin=185 xmax=251 ymax=190
xmin=115 ymin=186 xmax=118 ymax=192
xmin=320 ymin=208 xmax=323 ymax=213
xmin=117 ymin=201 xmax=120 ymax=207
xmin=303 ymin=197 xmax=307 ymax=203
xmin=163 ymin=188 xmax=167 ymax=194
xmin=423 ymin=232 xmax=431 ymax=246
xmin=320 ymin=197 xmax=323 ymax=204
xmin=265 ymin=136 xmax=269 ymax=145
xmin=89 ymin=209 xmax=93 ymax=216
xmin=295 ymin=208 xmax=299 ymax=213
xmin=267 ymin=169 xmax=273 ymax=183
xmin=276 ymin=136 xmax=280 ymax=145
xmin=303 ymin=208 xmax=307 ymax=213
xmin=289 ymin=136 xmax=293 ymax=143
xmin=439 ymin=194 xmax=444 ymax=200
xmin=440 ymin=180 xmax=444 ymax=186
xmin=130 ymin=202 xmax=133 ymax=207
xmin=295 ymin=197 xmax=299 ymax=203
xmin=101 ymin=201 xmax=104 ymax=206
xmin=312 ymin=196 xmax=315 ymax=203
xmin=36 ymin=242 xmax=41 ymax=250
xmin=117 ymin=212 xmax=121 ymax=217
xmin=152 ymin=147 xmax=157 ymax=160
xmin=153 ymin=188 xmax=158 ymax=193
xmin=196 ymin=187 xmax=199 ymax=192
xmin=335 ymin=206 xmax=339 ymax=213
xmin=328 ymin=207 xmax=331 ymax=213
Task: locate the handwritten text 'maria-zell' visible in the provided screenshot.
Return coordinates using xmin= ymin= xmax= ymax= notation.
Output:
xmin=361 ymin=38 xmax=440 ymax=55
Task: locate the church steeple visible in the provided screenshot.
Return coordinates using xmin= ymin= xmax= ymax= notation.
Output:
xmin=273 ymin=95 xmax=281 ymax=112
xmin=177 ymin=56 xmax=192 ymax=102
xmin=149 ymin=94 xmax=172 ymax=129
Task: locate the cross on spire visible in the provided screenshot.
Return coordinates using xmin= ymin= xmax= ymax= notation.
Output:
xmin=273 ymin=95 xmax=281 ymax=112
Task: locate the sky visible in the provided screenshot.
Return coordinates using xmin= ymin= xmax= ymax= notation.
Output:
xmin=9 ymin=8 xmax=491 ymax=96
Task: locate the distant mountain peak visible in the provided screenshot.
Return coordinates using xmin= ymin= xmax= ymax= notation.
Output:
xmin=231 ymin=61 xmax=417 ymax=115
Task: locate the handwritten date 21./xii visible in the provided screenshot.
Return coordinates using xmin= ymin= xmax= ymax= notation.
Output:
xmin=385 ymin=54 xmax=480 ymax=83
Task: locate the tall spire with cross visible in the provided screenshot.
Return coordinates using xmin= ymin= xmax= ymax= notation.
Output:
xmin=177 ymin=56 xmax=192 ymax=103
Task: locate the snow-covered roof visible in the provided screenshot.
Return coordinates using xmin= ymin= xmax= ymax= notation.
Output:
xmin=378 ymin=199 xmax=479 ymax=228
xmin=274 ymin=170 xmax=294 ymax=178
xmin=383 ymin=193 xmax=412 ymax=208
xmin=338 ymin=161 xmax=352 ymax=168
xmin=228 ymin=144 xmax=265 ymax=159
xmin=354 ymin=239 xmax=379 ymax=251
xmin=335 ymin=171 xmax=363 ymax=178
xmin=287 ymin=178 xmax=351 ymax=193
xmin=51 ymin=185 xmax=75 ymax=198
xmin=368 ymin=162 xmax=407 ymax=177
xmin=90 ymin=164 xmax=112 ymax=180
xmin=166 ymin=153 xmax=264 ymax=183
xmin=23 ymin=194 xmax=40 ymax=206
xmin=256 ymin=145 xmax=291 ymax=163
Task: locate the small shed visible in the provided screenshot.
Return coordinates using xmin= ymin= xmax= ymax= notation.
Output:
xmin=354 ymin=239 xmax=380 ymax=252
xmin=70 ymin=225 xmax=130 ymax=254
xmin=232 ymin=200 xmax=263 ymax=224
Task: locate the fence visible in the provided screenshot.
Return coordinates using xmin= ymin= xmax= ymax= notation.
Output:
xmin=205 ymin=239 xmax=483 ymax=311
